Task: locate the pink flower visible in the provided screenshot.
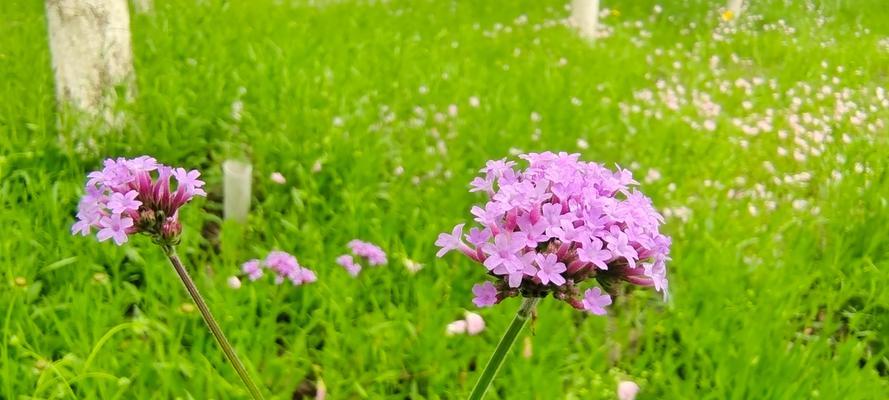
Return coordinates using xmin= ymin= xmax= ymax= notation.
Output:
xmin=107 ymin=190 xmax=142 ymax=214
xmin=240 ymin=251 xmax=317 ymax=287
xmin=346 ymin=240 xmax=388 ymax=266
xmin=336 ymin=254 xmax=362 ymax=277
xmin=242 ymin=259 xmax=264 ymax=281
xmin=582 ymin=287 xmax=612 ymax=315
xmin=436 ymin=152 xmax=670 ymax=313
xmin=172 ymin=168 xmax=207 ymax=197
xmin=472 ymin=282 xmax=498 ymax=308
xmin=72 ymin=156 xmax=206 ymax=246
xmin=435 ymin=223 xmax=466 ymax=257
xmin=577 ymin=238 xmax=613 ymax=270
xmin=96 ymin=214 xmax=133 ymax=245
xmin=534 ymin=253 xmax=566 ymax=285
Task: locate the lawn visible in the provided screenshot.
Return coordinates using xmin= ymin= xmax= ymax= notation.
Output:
xmin=1 ymin=0 xmax=888 ymax=398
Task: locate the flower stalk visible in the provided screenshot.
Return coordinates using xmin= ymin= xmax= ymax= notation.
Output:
xmin=467 ymin=297 xmax=540 ymax=400
xmin=163 ymin=245 xmax=265 ymax=400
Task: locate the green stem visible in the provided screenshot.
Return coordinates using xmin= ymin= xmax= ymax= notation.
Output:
xmin=468 ymin=297 xmax=540 ymax=400
xmin=163 ymin=246 xmax=265 ymax=400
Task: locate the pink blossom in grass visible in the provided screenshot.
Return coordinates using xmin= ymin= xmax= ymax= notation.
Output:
xmin=472 ymin=282 xmax=499 ymax=308
xmin=265 ymin=251 xmax=301 ymax=285
xmin=436 ymin=152 xmax=670 ymax=313
xmin=582 ymin=287 xmax=612 ymax=315
xmin=336 ymin=255 xmax=362 ymax=277
xmin=72 ymin=156 xmax=206 ymax=246
xmin=347 ymin=240 xmax=387 ymax=266
xmin=292 ymin=268 xmax=317 ymax=285
xmin=241 ymin=251 xmax=317 ymax=287
xmin=242 ymin=259 xmax=264 ymax=281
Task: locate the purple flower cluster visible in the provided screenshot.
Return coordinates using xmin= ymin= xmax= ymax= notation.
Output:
xmin=336 ymin=240 xmax=388 ymax=276
xmin=436 ymin=152 xmax=670 ymax=314
xmin=72 ymin=156 xmax=206 ymax=246
xmin=241 ymin=251 xmax=317 ymax=286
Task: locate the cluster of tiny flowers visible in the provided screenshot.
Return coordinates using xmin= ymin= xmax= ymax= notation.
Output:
xmin=436 ymin=152 xmax=670 ymax=314
xmin=72 ymin=156 xmax=206 ymax=246
xmin=336 ymin=240 xmax=388 ymax=276
xmin=241 ymin=251 xmax=317 ymax=286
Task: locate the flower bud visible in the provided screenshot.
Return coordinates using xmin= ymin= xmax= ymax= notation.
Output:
xmin=160 ymin=218 xmax=182 ymax=245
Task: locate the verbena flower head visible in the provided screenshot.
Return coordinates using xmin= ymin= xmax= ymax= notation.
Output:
xmin=72 ymin=156 xmax=206 ymax=246
xmin=347 ymin=240 xmax=388 ymax=266
xmin=436 ymin=152 xmax=671 ymax=314
xmin=239 ymin=251 xmax=317 ymax=287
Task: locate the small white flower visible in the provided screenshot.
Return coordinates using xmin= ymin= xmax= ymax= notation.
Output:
xmin=403 ymin=258 xmax=423 ymax=274
xmin=618 ymin=381 xmax=640 ymax=400
xmin=464 ymin=312 xmax=485 ymax=335
xmin=270 ymin=172 xmax=286 ymax=184
xmin=446 ymin=320 xmax=467 ymax=336
xmin=227 ymin=276 xmax=242 ymax=289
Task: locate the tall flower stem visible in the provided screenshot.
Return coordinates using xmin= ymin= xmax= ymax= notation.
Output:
xmin=163 ymin=246 xmax=265 ymax=400
xmin=468 ymin=297 xmax=540 ymax=400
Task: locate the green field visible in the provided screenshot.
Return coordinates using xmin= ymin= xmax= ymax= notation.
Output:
xmin=2 ymin=0 xmax=888 ymax=398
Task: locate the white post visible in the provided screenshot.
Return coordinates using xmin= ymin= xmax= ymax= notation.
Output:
xmin=223 ymin=160 xmax=253 ymax=223
xmin=727 ymin=0 xmax=744 ymax=16
xmin=44 ymin=0 xmax=135 ymax=117
xmin=570 ymin=0 xmax=600 ymax=40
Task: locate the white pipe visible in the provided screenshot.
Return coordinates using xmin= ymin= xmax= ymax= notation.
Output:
xmin=223 ymin=160 xmax=252 ymax=223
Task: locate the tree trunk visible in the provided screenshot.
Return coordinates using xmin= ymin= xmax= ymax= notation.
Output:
xmin=727 ymin=0 xmax=744 ymax=16
xmin=570 ymin=0 xmax=600 ymax=40
xmin=45 ymin=0 xmax=135 ymax=117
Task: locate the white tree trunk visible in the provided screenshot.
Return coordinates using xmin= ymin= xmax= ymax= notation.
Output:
xmin=45 ymin=0 xmax=135 ymax=116
xmin=570 ymin=0 xmax=600 ymax=40
xmin=727 ymin=0 xmax=744 ymax=16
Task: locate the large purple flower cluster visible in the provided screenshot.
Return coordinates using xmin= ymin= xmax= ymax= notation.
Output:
xmin=72 ymin=156 xmax=206 ymax=246
xmin=436 ymin=152 xmax=670 ymax=314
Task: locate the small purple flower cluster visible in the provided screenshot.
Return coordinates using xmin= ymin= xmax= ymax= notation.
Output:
xmin=436 ymin=152 xmax=670 ymax=314
xmin=241 ymin=251 xmax=317 ymax=286
xmin=72 ymin=156 xmax=206 ymax=245
xmin=336 ymin=240 xmax=388 ymax=276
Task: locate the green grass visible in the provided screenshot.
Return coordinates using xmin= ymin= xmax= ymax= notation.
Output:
xmin=2 ymin=0 xmax=889 ymax=398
